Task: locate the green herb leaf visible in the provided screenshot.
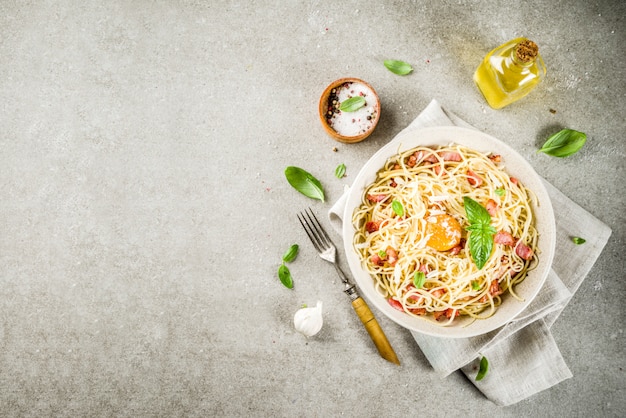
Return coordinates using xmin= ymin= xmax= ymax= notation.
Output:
xmin=463 ymin=197 xmax=496 ymax=270
xmin=467 ymin=225 xmax=495 ymax=270
xmin=495 ymin=188 xmax=505 ymax=197
xmin=475 ymin=356 xmax=489 ymax=381
xmin=278 ymin=263 xmax=293 ymax=289
xmin=282 ymin=244 xmax=299 ymax=263
xmin=384 ymin=59 xmax=413 ymax=75
xmin=392 ymin=200 xmax=404 ymax=217
xmin=378 ymin=250 xmax=387 ymax=258
xmin=538 ymin=129 xmax=587 ymax=157
xmin=284 ymin=166 xmax=325 ymax=202
xmin=464 ymin=196 xmax=491 ymax=225
xmin=413 ymin=271 xmax=426 ymax=289
xmin=339 ymin=96 xmax=366 ymax=112
xmin=572 ymin=237 xmax=586 ymax=245
xmin=335 ymin=163 xmax=346 ymax=179
xmin=471 ymin=280 xmax=480 ymax=291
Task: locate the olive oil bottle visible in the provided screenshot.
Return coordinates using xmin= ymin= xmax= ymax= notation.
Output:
xmin=474 ymin=38 xmax=546 ymax=109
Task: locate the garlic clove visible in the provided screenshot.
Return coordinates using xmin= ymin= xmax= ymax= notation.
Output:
xmin=293 ymin=301 xmax=323 ymax=337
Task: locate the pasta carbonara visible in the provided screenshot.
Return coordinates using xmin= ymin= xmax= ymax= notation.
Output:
xmin=352 ymin=144 xmax=538 ymax=325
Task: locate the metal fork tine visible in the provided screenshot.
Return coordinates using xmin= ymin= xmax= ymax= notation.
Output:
xmin=305 ymin=208 xmax=334 ymax=249
xmin=302 ymin=209 xmax=329 ymax=250
xmin=297 ymin=212 xmax=323 ymax=253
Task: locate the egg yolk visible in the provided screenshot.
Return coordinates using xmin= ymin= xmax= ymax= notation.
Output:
xmin=426 ymin=214 xmax=462 ymax=251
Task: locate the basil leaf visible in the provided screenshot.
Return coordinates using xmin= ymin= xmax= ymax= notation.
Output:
xmin=538 ymin=129 xmax=587 ymax=157
xmin=464 ymin=197 xmax=495 ymax=270
xmin=339 ymin=96 xmax=366 ymax=112
xmin=467 ymin=225 xmax=494 ymax=270
xmin=572 ymin=237 xmax=586 ymax=245
xmin=463 ymin=197 xmax=491 ymax=225
xmin=494 ymin=188 xmax=505 ymax=196
xmin=335 ymin=163 xmax=346 ymax=179
xmin=413 ymin=271 xmax=426 ymax=289
xmin=384 ymin=59 xmax=413 ymax=75
xmin=278 ymin=263 xmax=293 ymax=289
xmin=282 ymin=244 xmax=299 ymax=262
xmin=471 ymin=281 xmax=481 ymax=291
xmin=392 ymin=200 xmax=404 ymax=217
xmin=284 ymin=166 xmax=325 ymax=202
xmin=378 ymin=249 xmax=387 ymax=258
xmin=475 ymin=356 xmax=489 ymax=381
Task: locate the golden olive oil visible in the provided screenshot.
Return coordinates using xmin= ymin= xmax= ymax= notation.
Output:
xmin=474 ymin=38 xmax=546 ymax=109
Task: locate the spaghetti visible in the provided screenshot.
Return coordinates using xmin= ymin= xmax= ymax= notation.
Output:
xmin=351 ymin=144 xmax=538 ymax=325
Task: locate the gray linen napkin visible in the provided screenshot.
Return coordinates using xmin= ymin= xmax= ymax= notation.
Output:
xmin=328 ymin=99 xmax=612 ymax=406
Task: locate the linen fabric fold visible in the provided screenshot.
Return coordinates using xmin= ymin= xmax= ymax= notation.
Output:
xmin=328 ymin=99 xmax=611 ymax=406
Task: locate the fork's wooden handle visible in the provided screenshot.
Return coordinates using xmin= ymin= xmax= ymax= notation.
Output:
xmin=351 ymin=297 xmax=400 ymax=365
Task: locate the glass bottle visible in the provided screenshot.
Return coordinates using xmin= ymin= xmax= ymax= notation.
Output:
xmin=473 ymin=38 xmax=546 ymax=109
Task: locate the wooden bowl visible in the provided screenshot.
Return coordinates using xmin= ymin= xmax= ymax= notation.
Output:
xmin=318 ymin=77 xmax=381 ymax=143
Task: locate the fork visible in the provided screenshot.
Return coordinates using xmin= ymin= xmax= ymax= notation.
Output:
xmin=297 ymin=208 xmax=400 ymax=365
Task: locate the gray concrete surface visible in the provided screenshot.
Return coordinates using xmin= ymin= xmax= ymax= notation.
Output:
xmin=1 ymin=1 xmax=624 ymax=416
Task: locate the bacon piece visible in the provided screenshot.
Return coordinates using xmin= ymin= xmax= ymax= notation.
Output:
xmin=488 ymin=154 xmax=502 ymax=163
xmin=422 ymin=151 xmax=438 ymax=163
xmin=467 ymin=170 xmax=483 ymax=187
xmin=433 ymin=310 xmax=446 ymax=321
xmin=433 ymin=164 xmax=446 ymax=176
xmin=489 ymin=280 xmax=504 ymax=297
xmin=365 ymin=221 xmax=380 ymax=233
xmin=433 ymin=308 xmax=458 ymax=321
xmin=367 ymin=194 xmax=387 ymax=202
xmin=386 ymin=246 xmax=398 ymax=266
xmin=388 ymin=298 xmax=404 ymax=312
xmin=371 ymin=254 xmax=384 ymax=266
xmin=445 ymin=308 xmax=460 ymax=319
xmin=494 ymin=230 xmax=516 ymax=246
xmin=516 ymin=242 xmax=534 ymax=260
xmin=407 ymin=150 xmax=437 ymax=167
xmin=449 ymin=238 xmax=465 ymax=255
xmin=449 ymin=245 xmax=461 ymax=255
xmin=486 ymin=199 xmax=499 ymax=216
xmin=371 ymin=246 xmax=398 ymax=266
xmin=439 ymin=151 xmax=462 ymax=162
xmin=418 ymin=263 xmax=429 ymax=274
xmin=404 ymin=283 xmax=421 ymax=301
xmin=407 ymin=307 xmax=426 ymax=315
xmin=510 ymin=177 xmax=519 ymax=186
xmin=479 ymin=280 xmax=504 ymax=303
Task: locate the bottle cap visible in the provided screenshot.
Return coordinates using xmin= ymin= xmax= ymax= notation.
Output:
xmin=515 ymin=40 xmax=539 ymax=63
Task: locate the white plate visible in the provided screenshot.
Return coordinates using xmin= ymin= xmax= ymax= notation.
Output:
xmin=342 ymin=126 xmax=556 ymax=338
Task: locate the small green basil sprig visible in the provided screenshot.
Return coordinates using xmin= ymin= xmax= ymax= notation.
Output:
xmin=339 ymin=96 xmax=366 ymax=112
xmin=475 ymin=356 xmax=489 ymax=381
xmin=413 ymin=271 xmax=426 ymax=289
xmin=384 ymin=59 xmax=413 ymax=75
xmin=463 ymin=197 xmax=496 ymax=270
xmin=334 ymin=163 xmax=346 ymax=179
xmin=285 ymin=166 xmax=325 ymax=202
xmin=278 ymin=264 xmax=293 ymax=289
xmin=391 ymin=200 xmax=404 ymax=217
xmin=538 ymin=129 xmax=586 ymax=157
xmin=278 ymin=244 xmax=299 ymax=289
